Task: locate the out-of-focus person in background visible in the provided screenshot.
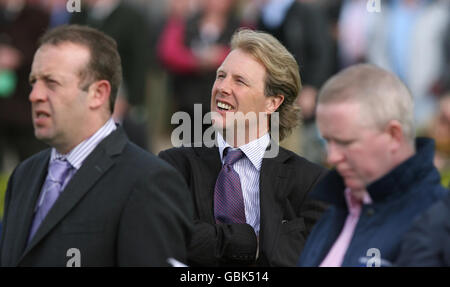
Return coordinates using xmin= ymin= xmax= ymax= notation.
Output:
xmin=0 ymin=0 xmax=49 ymax=173
xmin=256 ymin=0 xmax=333 ymax=164
xmin=426 ymin=94 xmax=450 ymax=187
xmin=70 ymin=0 xmax=152 ymax=150
xmin=431 ymin=3 xmax=450 ymax=98
xmin=367 ymin=0 xmax=449 ymax=130
xmin=157 ymin=0 xmax=241 ymax=144
xmin=310 ymin=0 xmax=343 ymax=75
xmin=337 ymin=0 xmax=373 ymax=68
xmin=298 ymin=64 xmax=448 ymax=267
xmin=39 ymin=0 xmax=72 ymax=28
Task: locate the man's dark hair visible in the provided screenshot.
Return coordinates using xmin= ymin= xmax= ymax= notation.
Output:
xmin=39 ymin=24 xmax=122 ymax=113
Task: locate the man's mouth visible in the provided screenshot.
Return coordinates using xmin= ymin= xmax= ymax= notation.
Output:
xmin=34 ymin=110 xmax=50 ymax=120
xmin=216 ymin=100 xmax=235 ymax=111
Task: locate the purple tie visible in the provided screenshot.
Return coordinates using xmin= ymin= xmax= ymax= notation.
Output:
xmin=214 ymin=148 xmax=246 ymax=224
xmin=28 ymin=158 xmax=73 ymax=243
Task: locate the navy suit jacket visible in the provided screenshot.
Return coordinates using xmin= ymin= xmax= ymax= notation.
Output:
xmin=0 ymin=128 xmax=193 ymax=266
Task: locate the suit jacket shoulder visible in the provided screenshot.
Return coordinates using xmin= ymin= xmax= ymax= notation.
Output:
xmin=0 ymin=128 xmax=193 ymax=266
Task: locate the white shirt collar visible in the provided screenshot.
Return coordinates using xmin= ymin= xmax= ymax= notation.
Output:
xmin=217 ymin=132 xmax=270 ymax=171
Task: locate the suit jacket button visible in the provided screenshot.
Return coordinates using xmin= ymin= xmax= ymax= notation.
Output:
xmin=366 ymin=208 xmax=375 ymax=216
xmin=281 ymin=219 xmax=288 ymax=224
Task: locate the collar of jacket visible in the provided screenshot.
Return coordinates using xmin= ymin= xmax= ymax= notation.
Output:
xmin=310 ymin=137 xmax=438 ymax=207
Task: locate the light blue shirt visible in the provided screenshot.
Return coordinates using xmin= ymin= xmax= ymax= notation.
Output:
xmin=217 ymin=132 xmax=270 ymax=235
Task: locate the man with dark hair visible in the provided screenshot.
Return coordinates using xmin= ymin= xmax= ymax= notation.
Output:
xmin=0 ymin=25 xmax=193 ymax=267
xmin=159 ymin=29 xmax=326 ymax=266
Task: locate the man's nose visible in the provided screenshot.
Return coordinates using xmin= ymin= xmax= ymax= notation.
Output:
xmin=29 ymin=81 xmax=47 ymax=103
xmin=217 ymin=77 xmax=232 ymax=96
xmin=326 ymin=142 xmax=345 ymax=166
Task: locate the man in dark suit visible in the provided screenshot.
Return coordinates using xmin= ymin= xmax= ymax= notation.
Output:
xmin=0 ymin=25 xmax=193 ymax=267
xmin=159 ymin=29 xmax=326 ymax=266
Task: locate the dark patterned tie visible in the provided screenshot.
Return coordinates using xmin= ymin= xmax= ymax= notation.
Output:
xmin=214 ymin=148 xmax=246 ymax=224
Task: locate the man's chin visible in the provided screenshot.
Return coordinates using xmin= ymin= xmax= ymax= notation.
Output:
xmin=34 ymin=130 xmax=53 ymax=145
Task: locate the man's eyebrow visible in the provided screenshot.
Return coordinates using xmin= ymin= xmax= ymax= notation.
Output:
xmin=234 ymin=74 xmax=248 ymax=80
xmin=216 ymin=66 xmax=226 ymax=74
xmin=322 ymin=135 xmax=353 ymax=143
xmin=29 ymin=73 xmax=61 ymax=84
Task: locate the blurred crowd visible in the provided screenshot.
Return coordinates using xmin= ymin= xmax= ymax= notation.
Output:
xmin=0 ymin=0 xmax=449 ymax=184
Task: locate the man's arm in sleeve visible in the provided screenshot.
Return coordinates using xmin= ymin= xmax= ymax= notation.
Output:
xmin=159 ymin=149 xmax=258 ymax=266
xmin=116 ymin=161 xmax=194 ymax=266
xmin=395 ymin=199 xmax=449 ymax=267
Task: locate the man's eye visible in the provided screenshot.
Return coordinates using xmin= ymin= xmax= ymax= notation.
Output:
xmin=47 ymin=79 xmax=58 ymax=86
xmin=336 ymin=140 xmax=353 ymax=146
xmin=236 ymin=79 xmax=247 ymax=85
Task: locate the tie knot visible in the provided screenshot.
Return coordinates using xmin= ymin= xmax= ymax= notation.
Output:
xmin=48 ymin=159 xmax=72 ymax=184
xmin=223 ymin=148 xmax=244 ymax=166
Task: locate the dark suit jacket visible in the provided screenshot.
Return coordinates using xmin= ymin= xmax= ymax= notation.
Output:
xmin=159 ymin=143 xmax=326 ymax=266
xmin=0 ymin=128 xmax=193 ymax=266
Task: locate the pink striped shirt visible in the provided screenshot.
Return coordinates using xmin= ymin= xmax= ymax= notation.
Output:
xmin=320 ymin=188 xmax=372 ymax=267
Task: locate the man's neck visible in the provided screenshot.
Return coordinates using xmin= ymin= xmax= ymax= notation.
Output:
xmin=54 ymin=116 xmax=112 ymax=154
xmin=220 ymin=122 xmax=270 ymax=147
xmin=221 ymin=130 xmax=268 ymax=147
xmin=349 ymin=189 xmax=369 ymax=203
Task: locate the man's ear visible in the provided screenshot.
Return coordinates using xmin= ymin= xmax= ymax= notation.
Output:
xmin=386 ymin=120 xmax=404 ymax=152
xmin=87 ymin=80 xmax=111 ymax=110
xmin=266 ymin=94 xmax=284 ymax=114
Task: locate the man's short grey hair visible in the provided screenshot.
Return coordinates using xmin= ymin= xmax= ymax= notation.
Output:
xmin=318 ymin=64 xmax=415 ymax=143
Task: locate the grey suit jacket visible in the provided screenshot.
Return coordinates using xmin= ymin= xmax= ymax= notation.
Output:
xmin=0 ymin=128 xmax=193 ymax=266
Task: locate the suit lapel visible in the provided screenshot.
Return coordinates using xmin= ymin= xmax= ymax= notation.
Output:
xmin=10 ymin=151 xmax=50 ymax=265
xmin=259 ymin=145 xmax=292 ymax=261
xmin=194 ymin=146 xmax=222 ymax=223
xmin=20 ymin=128 xmax=128 ymax=261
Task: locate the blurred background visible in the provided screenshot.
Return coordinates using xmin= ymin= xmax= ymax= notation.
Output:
xmin=1 ymin=0 xmax=450 ymax=229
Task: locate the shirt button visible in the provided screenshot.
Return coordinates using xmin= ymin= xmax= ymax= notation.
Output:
xmin=366 ymin=208 xmax=375 ymax=216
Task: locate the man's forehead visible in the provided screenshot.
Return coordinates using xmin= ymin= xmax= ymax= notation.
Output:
xmin=36 ymin=42 xmax=90 ymax=62
xmin=317 ymin=101 xmax=367 ymax=129
xmin=32 ymin=42 xmax=89 ymax=75
xmin=218 ymin=49 xmax=266 ymax=79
